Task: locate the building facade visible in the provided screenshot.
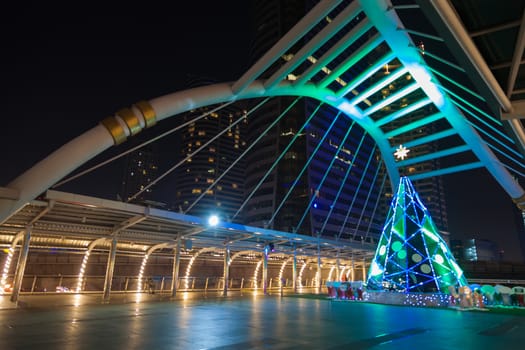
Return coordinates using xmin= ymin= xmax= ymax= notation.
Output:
xmin=172 ymin=77 xmax=248 ymax=220
xmin=244 ymin=0 xmax=384 ymax=243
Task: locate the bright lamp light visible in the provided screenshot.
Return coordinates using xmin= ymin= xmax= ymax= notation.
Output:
xmin=208 ymin=215 xmax=219 ymax=227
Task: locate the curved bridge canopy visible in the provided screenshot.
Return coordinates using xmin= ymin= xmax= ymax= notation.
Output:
xmin=1 ymin=0 xmax=525 ymax=224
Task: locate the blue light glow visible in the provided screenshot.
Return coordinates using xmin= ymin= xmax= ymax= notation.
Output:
xmin=208 ymin=215 xmax=219 ymax=227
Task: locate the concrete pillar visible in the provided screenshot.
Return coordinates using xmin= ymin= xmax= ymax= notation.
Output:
xmin=263 ymin=246 xmax=269 ymax=295
xmin=10 ymin=226 xmax=31 ymax=303
xmin=102 ymin=238 xmax=117 ymax=302
xmin=171 ymin=238 xmax=181 ymax=298
xmin=292 ymin=249 xmax=297 ymax=293
xmin=223 ymin=245 xmax=230 ymax=296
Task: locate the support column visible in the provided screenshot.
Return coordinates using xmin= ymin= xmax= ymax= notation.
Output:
xmin=10 ymin=226 xmax=31 ymax=303
xmin=102 ymin=238 xmax=117 ymax=303
xmin=171 ymin=238 xmax=181 ymax=298
xmin=336 ymin=252 xmax=340 ymax=282
xmin=351 ymin=257 xmax=355 ymax=282
xmin=292 ymin=249 xmax=297 ymax=293
xmin=317 ymin=255 xmax=322 ymax=294
xmin=223 ymin=245 xmax=230 ymax=296
xmin=263 ymin=245 xmax=269 ymax=295
xmin=362 ymin=258 xmax=367 ymax=282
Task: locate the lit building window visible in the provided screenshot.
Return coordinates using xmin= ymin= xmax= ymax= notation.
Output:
xmin=198 ymin=130 xmax=206 ymax=136
xmin=207 ymin=178 xmax=214 ymax=184
xmin=208 ymin=157 xmax=215 ymax=163
xmin=192 ymin=188 xmax=202 ymax=194
xmin=232 ymin=183 xmax=238 ymax=189
xmin=206 ymin=190 xmax=214 ymax=195
xmin=195 ymin=141 xmax=201 ymax=146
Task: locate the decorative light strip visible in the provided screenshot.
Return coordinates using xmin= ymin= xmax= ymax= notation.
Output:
xmin=339 ymin=266 xmax=347 ymax=281
xmin=253 ymin=260 xmax=262 ymax=289
xmin=137 ymin=254 xmax=149 ymax=292
xmin=298 ymin=262 xmax=307 ymax=288
xmin=0 ymin=247 xmax=15 ymax=293
xmin=327 ymin=266 xmax=335 ymax=281
xmin=75 ymin=250 xmax=90 ymax=293
xmin=185 ymin=253 xmax=198 ymax=290
xmin=278 ymin=258 xmax=292 ymax=287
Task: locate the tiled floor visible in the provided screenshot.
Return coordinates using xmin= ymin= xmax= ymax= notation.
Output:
xmin=1 ymin=293 xmax=524 ymax=349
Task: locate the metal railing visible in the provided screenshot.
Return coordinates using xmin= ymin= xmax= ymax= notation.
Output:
xmin=1 ymin=274 xmax=322 ymax=295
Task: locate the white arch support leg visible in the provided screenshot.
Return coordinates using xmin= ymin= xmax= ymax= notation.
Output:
xmin=102 ymin=238 xmax=117 ymax=302
xmin=171 ymin=238 xmax=181 ymax=298
xmin=10 ymin=226 xmax=31 ymax=303
xmin=223 ymin=245 xmax=230 ymax=297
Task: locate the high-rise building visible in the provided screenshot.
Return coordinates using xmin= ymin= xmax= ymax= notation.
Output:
xmin=464 ymin=238 xmax=500 ymax=262
xmin=120 ymin=144 xmax=159 ymax=205
xmin=245 ymin=0 xmax=384 ymax=243
xmin=172 ymin=77 xmax=248 ymax=221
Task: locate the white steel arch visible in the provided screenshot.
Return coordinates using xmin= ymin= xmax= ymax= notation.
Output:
xmin=1 ymin=0 xmax=524 ymax=225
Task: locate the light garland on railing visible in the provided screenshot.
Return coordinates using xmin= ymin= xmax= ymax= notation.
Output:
xmin=137 ymin=254 xmax=149 ymax=292
xmin=278 ymin=258 xmax=291 ymax=287
xmin=75 ymin=250 xmax=90 ymax=292
xmin=298 ymin=261 xmax=307 ymax=288
xmin=0 ymin=247 xmax=15 ymax=293
xmin=339 ymin=266 xmax=347 ymax=281
xmin=253 ymin=260 xmax=262 ymax=289
xmin=185 ymin=254 xmax=198 ymax=289
xmin=327 ymin=266 xmax=335 ymax=281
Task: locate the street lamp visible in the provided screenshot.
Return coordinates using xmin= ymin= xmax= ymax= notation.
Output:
xmin=208 ymin=214 xmax=219 ymax=227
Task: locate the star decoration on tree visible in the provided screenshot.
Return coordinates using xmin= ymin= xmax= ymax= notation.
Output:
xmin=394 ymin=144 xmax=410 ymax=160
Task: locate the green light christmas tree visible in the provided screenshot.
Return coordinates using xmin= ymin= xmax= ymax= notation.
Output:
xmin=367 ymin=176 xmax=468 ymax=293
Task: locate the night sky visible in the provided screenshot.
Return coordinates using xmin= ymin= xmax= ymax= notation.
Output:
xmin=1 ymin=2 xmax=524 ymax=262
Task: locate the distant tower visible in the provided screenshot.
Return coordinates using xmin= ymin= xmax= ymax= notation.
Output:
xmin=172 ymin=76 xmax=248 ymax=221
xmin=245 ymin=0 xmax=383 ymax=242
xmin=120 ymin=145 xmax=159 ymax=205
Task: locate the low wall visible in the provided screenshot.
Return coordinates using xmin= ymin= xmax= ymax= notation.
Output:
xmin=363 ymin=291 xmax=451 ymax=307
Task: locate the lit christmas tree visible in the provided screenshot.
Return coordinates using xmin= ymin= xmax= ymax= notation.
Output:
xmin=367 ymin=177 xmax=468 ymax=293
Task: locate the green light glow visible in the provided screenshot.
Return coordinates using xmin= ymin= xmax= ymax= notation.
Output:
xmin=391 ymin=241 xmax=403 ymax=252
xmin=366 ymin=176 xmax=468 ymax=293
xmin=370 ymin=260 xmax=383 ymax=276
xmin=421 ymin=227 xmax=439 ymax=242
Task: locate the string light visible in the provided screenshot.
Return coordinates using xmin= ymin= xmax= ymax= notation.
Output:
xmin=298 ymin=261 xmax=307 ymax=288
xmin=0 ymin=246 xmax=15 ymax=293
xmin=327 ymin=266 xmax=335 ymax=281
xmin=137 ymin=254 xmax=149 ymax=292
xmin=278 ymin=258 xmax=291 ymax=287
xmin=253 ymin=260 xmax=262 ymax=289
xmin=76 ymin=250 xmax=90 ymax=293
